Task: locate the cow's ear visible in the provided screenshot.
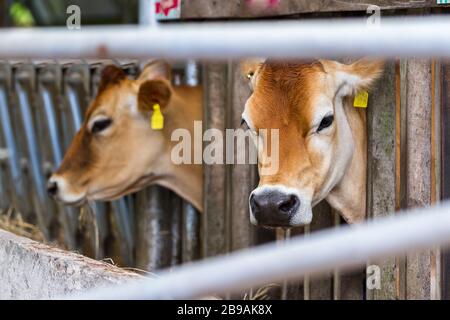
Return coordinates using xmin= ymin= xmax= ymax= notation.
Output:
xmin=138 ymin=60 xmax=171 ymax=82
xmin=241 ymin=58 xmax=264 ymax=90
xmin=320 ymin=59 xmax=384 ymax=96
xmin=98 ymin=65 xmax=127 ymax=93
xmin=138 ymin=79 xmax=172 ymax=113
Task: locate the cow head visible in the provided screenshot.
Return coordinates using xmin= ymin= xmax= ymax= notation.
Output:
xmin=243 ymin=59 xmax=383 ymax=227
xmin=47 ymin=60 xmax=203 ymax=210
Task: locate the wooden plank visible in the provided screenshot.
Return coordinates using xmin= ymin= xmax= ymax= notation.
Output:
xmin=276 ymin=228 xmax=303 ymax=300
xmin=180 ymin=0 xmax=446 ymax=20
xmin=202 ymin=63 xmax=228 ymax=258
xmin=366 ymin=61 xmax=397 ymax=300
xmin=430 ymin=60 xmax=442 ymax=300
xmin=308 ymin=201 xmax=333 ymax=300
xmin=228 ymin=61 xmax=255 ymax=252
xmin=441 ymin=61 xmax=450 ymax=299
xmin=405 ymin=58 xmax=432 ymax=300
xmin=333 ymin=211 xmax=341 ymax=300
xmin=337 ymin=213 xmax=365 ymax=300
xmin=339 ymin=270 xmax=365 ymax=300
xmin=396 ymin=59 xmax=408 ymax=300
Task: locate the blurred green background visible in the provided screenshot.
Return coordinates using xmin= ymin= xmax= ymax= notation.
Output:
xmin=0 ymin=0 xmax=139 ymax=27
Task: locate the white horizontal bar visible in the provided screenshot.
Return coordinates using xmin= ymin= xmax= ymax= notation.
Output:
xmin=70 ymin=202 xmax=450 ymax=300
xmin=1 ymin=17 xmax=450 ymax=59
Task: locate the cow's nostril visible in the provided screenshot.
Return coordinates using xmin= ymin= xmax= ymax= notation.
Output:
xmin=250 ymin=191 xmax=300 ymax=227
xmin=278 ymin=194 xmax=300 ymax=213
xmin=47 ymin=180 xmax=58 ymax=197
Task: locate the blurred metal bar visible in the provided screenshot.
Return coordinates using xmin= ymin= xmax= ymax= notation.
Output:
xmin=3 ymin=18 xmax=450 ymax=59
xmin=72 ymin=201 xmax=450 ymax=300
xmin=0 ymin=119 xmax=8 ymax=210
xmin=65 ymin=86 xmax=83 ymax=131
xmin=139 ymin=0 xmax=158 ymax=28
xmin=0 ymin=63 xmax=31 ymax=215
xmin=185 ymin=60 xmax=199 ymax=87
xmin=14 ymin=64 xmax=52 ymax=237
xmin=37 ymin=63 xmax=77 ymax=248
xmin=0 ymin=145 xmax=7 ymax=209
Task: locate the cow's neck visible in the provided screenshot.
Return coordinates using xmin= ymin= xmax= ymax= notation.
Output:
xmin=325 ymin=96 xmax=366 ymax=223
xmin=155 ymin=86 xmax=204 ymax=212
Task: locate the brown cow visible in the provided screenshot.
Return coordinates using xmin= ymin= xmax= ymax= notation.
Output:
xmin=47 ymin=61 xmax=203 ymax=211
xmin=242 ymin=58 xmax=383 ymax=227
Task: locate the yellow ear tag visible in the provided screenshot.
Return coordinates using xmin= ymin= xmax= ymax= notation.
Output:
xmin=151 ymin=104 xmax=164 ymax=130
xmin=353 ymin=90 xmax=369 ymax=108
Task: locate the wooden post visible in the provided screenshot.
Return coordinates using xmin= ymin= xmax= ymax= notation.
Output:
xmin=183 ymin=0 xmax=234 ymax=276
xmin=396 ymin=59 xmax=408 ymax=300
xmin=228 ymin=61 xmax=255 ymax=252
xmin=405 ymin=58 xmax=433 ymax=299
xmin=179 ymin=0 xmax=443 ymax=19
xmin=308 ymin=201 xmax=333 ymax=300
xmin=181 ymin=202 xmax=201 ymax=262
xmin=430 ymin=60 xmax=441 ymax=300
xmin=202 ymin=63 xmax=228 ymax=258
xmin=440 ymin=62 xmax=450 ymax=299
xmin=135 ymin=186 xmax=174 ymax=270
xmin=366 ymin=61 xmax=397 ymax=299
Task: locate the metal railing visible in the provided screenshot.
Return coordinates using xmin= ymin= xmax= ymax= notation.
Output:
xmin=71 ymin=202 xmax=450 ymax=299
xmin=0 ymin=17 xmax=450 ymax=59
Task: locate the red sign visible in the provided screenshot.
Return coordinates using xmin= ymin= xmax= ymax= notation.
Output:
xmin=156 ymin=0 xmax=180 ymax=17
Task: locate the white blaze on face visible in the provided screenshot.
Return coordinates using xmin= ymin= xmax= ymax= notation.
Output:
xmin=307 ymin=93 xmax=355 ymax=206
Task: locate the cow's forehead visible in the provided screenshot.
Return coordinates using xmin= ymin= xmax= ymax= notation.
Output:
xmin=85 ymin=79 xmax=134 ymax=120
xmin=258 ymin=60 xmax=323 ymax=82
xmin=248 ymin=62 xmax=326 ymax=130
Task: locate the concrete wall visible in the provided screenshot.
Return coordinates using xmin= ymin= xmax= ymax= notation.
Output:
xmin=0 ymin=229 xmax=141 ymax=299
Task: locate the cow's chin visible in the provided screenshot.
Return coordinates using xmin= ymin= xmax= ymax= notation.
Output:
xmin=57 ymin=187 xmax=134 ymax=205
xmin=56 ymin=192 xmax=87 ymax=207
xmin=87 ymin=186 xmax=141 ymax=202
xmin=86 ymin=173 xmax=160 ymax=202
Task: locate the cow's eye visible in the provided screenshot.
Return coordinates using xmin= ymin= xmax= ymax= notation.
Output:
xmin=91 ymin=118 xmax=112 ymax=134
xmin=317 ymin=115 xmax=334 ymax=132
